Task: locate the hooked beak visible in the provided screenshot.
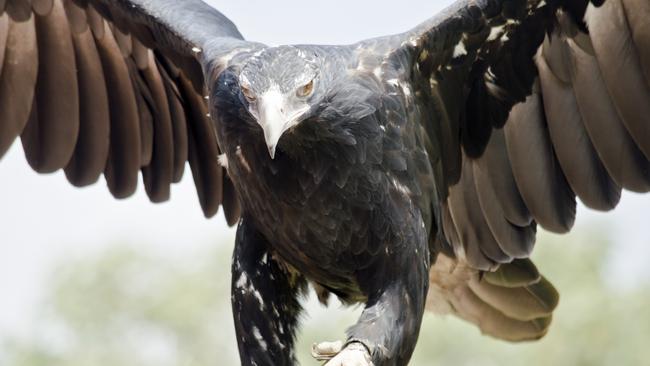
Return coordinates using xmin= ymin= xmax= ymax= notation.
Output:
xmin=257 ymin=91 xmax=297 ymax=159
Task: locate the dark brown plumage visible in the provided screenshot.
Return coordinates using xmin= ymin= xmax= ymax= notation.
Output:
xmin=0 ymin=0 xmax=649 ymax=365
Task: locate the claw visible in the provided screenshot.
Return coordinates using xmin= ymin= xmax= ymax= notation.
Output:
xmin=311 ymin=340 xmax=343 ymax=361
xmin=312 ymin=341 xmax=373 ymax=366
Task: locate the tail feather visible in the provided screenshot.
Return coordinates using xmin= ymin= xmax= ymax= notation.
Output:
xmin=427 ymin=254 xmax=559 ymax=342
xmin=482 ymin=257 xmax=540 ymax=288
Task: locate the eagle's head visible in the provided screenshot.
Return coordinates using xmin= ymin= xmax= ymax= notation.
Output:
xmin=237 ymin=46 xmax=326 ymax=158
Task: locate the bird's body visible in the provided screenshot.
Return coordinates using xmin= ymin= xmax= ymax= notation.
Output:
xmin=1 ymin=0 xmax=649 ymax=364
xmin=214 ymin=44 xmax=435 ymax=302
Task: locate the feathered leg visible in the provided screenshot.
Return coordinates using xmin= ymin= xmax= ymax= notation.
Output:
xmin=320 ymin=209 xmax=431 ymax=366
xmin=231 ymin=219 xmax=306 ymax=366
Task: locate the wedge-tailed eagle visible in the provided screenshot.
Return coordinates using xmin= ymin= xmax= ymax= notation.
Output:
xmin=0 ymin=0 xmax=649 ymax=365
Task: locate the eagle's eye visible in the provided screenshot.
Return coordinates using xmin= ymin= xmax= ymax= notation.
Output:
xmin=241 ymin=83 xmax=256 ymax=102
xmin=296 ymin=79 xmax=314 ymax=98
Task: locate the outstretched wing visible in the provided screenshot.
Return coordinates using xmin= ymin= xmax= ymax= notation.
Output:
xmin=387 ymin=0 xmax=649 ymax=268
xmin=382 ymin=0 xmax=649 ymax=339
xmin=0 ymin=0 xmax=258 ymax=223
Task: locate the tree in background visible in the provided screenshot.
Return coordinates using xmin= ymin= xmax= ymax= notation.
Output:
xmin=3 ymin=226 xmax=650 ymax=366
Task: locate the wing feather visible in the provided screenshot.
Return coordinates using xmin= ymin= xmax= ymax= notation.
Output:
xmin=85 ymin=2 xmax=103 ymax=38
xmin=541 ymin=35 xmax=572 ymax=83
xmin=380 ymin=0 xmax=650 ymax=343
xmin=62 ymin=0 xmax=85 ymax=33
xmin=6 ymin=0 xmax=31 ymax=21
xmin=474 ymin=129 xmax=531 ymax=228
xmin=128 ymin=57 xmax=154 ymax=167
xmin=0 ymin=0 xmax=248 ymax=220
xmin=112 ymin=25 xmax=131 ymax=57
xmin=131 ymin=36 xmax=147 ymax=69
xmin=0 ymin=14 xmax=7 ymax=76
xmin=141 ymin=51 xmax=174 ymax=202
xmin=448 ymin=160 xmax=508 ymax=270
xmin=158 ymin=61 xmax=188 ymax=183
xmin=537 ymin=44 xmax=621 ymax=210
xmin=64 ymin=25 xmax=110 ymax=186
xmin=567 ymin=36 xmax=650 ymax=192
xmin=32 ymin=0 xmax=52 ymax=15
xmin=621 ymin=0 xmax=650 ymax=87
xmin=0 ymin=15 xmax=37 ymax=158
xmin=472 ymin=157 xmax=536 ymax=259
xmin=97 ymin=21 xmax=141 ymax=198
xmin=21 ymin=0 xmax=79 ymax=173
xmin=587 ymin=0 xmax=650 ymax=159
xmin=180 ymin=75 xmax=223 ymax=218
xmin=504 ymin=87 xmax=576 ymax=233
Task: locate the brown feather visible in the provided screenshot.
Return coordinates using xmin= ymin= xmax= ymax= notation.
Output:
xmin=567 ymin=37 xmax=650 ymax=192
xmin=483 ymin=259 xmax=541 ymax=288
xmin=441 ymin=201 xmax=460 ymax=253
xmin=128 ymin=22 xmax=154 ymax=49
xmin=141 ymin=51 xmax=174 ymax=202
xmin=112 ymin=24 xmax=131 ymax=57
xmin=542 ymin=34 xmax=571 ymax=83
xmin=472 ymin=159 xmax=536 ymax=259
xmin=21 ymin=0 xmax=79 ymax=173
xmin=504 ymin=84 xmax=576 ymax=233
xmin=64 ymin=27 xmax=110 ymax=187
xmin=85 ymin=3 xmax=103 ymax=39
xmin=69 ymin=0 xmax=87 ymax=8
xmin=586 ymin=0 xmax=650 ymax=159
xmin=428 ymin=255 xmax=553 ymax=342
xmin=473 ymin=128 xmax=532 ymax=227
xmin=468 ymin=276 xmax=559 ymax=321
xmin=6 ymin=0 xmax=31 ymax=21
xmin=157 ymin=54 xmax=180 ymax=78
xmin=31 ymin=0 xmax=52 ymax=16
xmin=222 ymin=174 xmax=241 ymax=226
xmin=0 ymin=14 xmax=8 ymax=91
xmin=448 ymin=160 xmax=507 ymax=269
xmin=430 ymin=83 xmax=462 ymax=189
xmin=178 ymin=54 xmax=205 ymax=94
xmin=127 ymin=58 xmax=154 ymax=167
xmin=96 ymin=22 xmax=140 ymax=198
xmin=131 ymin=36 xmax=148 ymax=70
xmin=179 ymin=75 xmax=222 ymax=218
xmin=622 ymin=0 xmax=650 ymax=87
xmin=537 ymin=49 xmax=621 ymax=210
xmin=454 ymin=286 xmax=552 ymax=342
xmin=0 ymin=15 xmax=37 ymax=158
xmin=106 ymin=4 xmax=129 ymax=35
xmin=159 ymin=61 xmax=188 ymax=183
xmin=62 ymin=0 xmax=86 ymax=34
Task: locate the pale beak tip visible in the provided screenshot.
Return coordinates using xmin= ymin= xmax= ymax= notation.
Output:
xmin=267 ymin=144 xmax=276 ymax=159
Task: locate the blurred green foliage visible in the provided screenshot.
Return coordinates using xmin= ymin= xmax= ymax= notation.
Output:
xmin=2 ymin=226 xmax=650 ymax=366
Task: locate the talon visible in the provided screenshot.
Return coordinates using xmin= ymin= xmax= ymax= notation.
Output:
xmin=322 ymin=342 xmax=373 ymax=366
xmin=311 ymin=340 xmax=343 ymax=361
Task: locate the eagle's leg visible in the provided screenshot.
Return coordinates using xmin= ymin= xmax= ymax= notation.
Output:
xmin=335 ymin=215 xmax=431 ymax=366
xmin=231 ymin=219 xmax=306 ymax=366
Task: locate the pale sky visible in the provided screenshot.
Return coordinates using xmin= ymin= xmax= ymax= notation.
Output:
xmin=1 ymin=0 xmax=649 ymax=342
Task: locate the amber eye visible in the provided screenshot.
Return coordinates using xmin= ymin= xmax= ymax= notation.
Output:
xmin=296 ymin=79 xmax=315 ymax=98
xmin=241 ymin=84 xmax=256 ymax=102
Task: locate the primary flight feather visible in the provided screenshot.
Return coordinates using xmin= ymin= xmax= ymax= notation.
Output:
xmin=0 ymin=0 xmax=649 ymax=365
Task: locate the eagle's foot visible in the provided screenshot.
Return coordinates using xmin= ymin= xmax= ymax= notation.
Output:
xmin=312 ymin=341 xmax=373 ymax=366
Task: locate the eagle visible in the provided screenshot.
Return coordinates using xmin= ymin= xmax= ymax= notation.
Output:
xmin=0 ymin=0 xmax=649 ymax=365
